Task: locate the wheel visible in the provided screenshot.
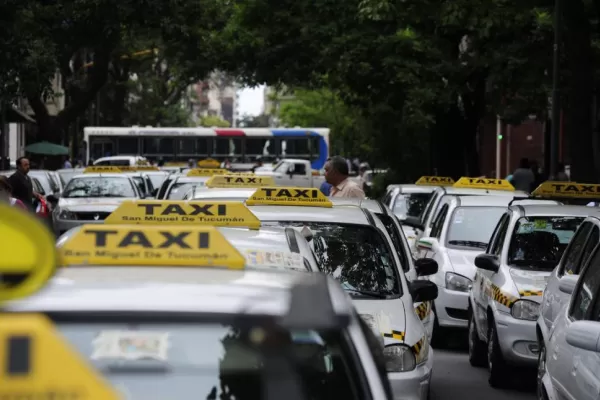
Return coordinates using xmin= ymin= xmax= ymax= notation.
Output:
xmin=468 ymin=311 xmax=487 ymax=367
xmin=487 ymin=321 xmax=510 ymax=388
xmin=430 ymin=311 xmax=447 ymax=349
xmin=537 ymin=340 xmax=549 ymax=400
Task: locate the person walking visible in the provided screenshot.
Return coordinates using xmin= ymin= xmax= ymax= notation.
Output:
xmin=510 ymin=158 xmax=535 ymax=193
xmin=552 ymin=163 xmax=569 ymax=181
xmin=9 ymin=157 xmax=35 ymax=211
xmin=0 ymin=176 xmax=27 ymax=209
xmin=63 ymin=156 xmax=72 ymax=169
xmin=325 ymin=156 xmax=365 ymax=199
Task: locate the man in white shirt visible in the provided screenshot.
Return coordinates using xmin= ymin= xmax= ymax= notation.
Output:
xmin=325 ymin=156 xmax=365 ymax=199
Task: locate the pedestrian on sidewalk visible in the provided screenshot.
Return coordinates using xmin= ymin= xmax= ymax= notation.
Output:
xmin=325 ymin=156 xmax=365 ymax=199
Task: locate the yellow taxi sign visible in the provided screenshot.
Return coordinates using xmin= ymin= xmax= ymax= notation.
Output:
xmin=164 ymin=162 xmax=186 ymax=166
xmin=59 ymin=225 xmax=246 ymax=269
xmin=104 ymin=200 xmax=261 ymax=229
xmin=0 ymin=204 xmax=57 ymax=302
xmin=532 ymin=181 xmax=600 ymax=198
xmin=83 ymin=166 xmax=123 ymax=174
xmin=452 ymin=177 xmax=514 ymax=191
xmin=131 ymin=165 xmax=159 ymax=171
xmin=415 ymin=176 xmax=454 ymax=186
xmin=246 ymin=187 xmax=333 ymax=207
xmin=197 ymin=158 xmax=221 ymax=168
xmin=186 ymin=168 xmax=229 ymax=177
xmin=205 ymin=175 xmax=275 ymax=188
xmin=0 ymin=314 xmax=119 ymax=398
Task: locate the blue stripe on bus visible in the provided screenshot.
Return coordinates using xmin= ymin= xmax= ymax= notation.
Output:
xmin=271 ymin=130 xmax=328 ymax=170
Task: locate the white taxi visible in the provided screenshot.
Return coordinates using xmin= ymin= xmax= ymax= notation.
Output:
xmin=0 ymin=205 xmax=393 ymax=399
xmin=468 ymin=203 xmax=588 ymax=387
xmin=246 ymin=187 xmax=438 ymax=400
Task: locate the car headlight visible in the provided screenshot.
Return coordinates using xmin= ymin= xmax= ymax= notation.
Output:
xmin=511 ymin=300 xmax=540 ymax=321
xmin=383 ymin=344 xmax=416 ymax=372
xmin=57 ymin=209 xmax=77 ymax=220
xmin=445 ymin=272 xmax=471 ymax=292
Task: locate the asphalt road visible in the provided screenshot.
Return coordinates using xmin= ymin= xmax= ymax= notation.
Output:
xmin=430 ymin=335 xmax=536 ymax=400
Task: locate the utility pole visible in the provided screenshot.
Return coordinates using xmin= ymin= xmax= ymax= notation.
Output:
xmin=550 ymin=0 xmax=561 ymax=178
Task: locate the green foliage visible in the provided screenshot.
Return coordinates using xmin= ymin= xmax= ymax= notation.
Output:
xmin=237 ymin=114 xmax=270 ymax=127
xmin=199 ymin=115 xmax=231 ymax=127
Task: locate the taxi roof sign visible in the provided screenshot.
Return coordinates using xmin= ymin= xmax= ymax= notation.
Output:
xmin=186 ymin=168 xmax=229 ymax=177
xmin=0 ymin=314 xmax=119 ymax=398
xmin=205 ymin=174 xmax=275 ymax=188
xmin=60 ymin=225 xmax=246 ymax=269
xmin=0 ymin=204 xmax=57 ymax=302
xmin=104 ymin=200 xmax=261 ymax=229
xmin=452 ymin=177 xmax=514 ymax=191
xmin=415 ymin=176 xmax=454 ymax=186
xmin=246 ymin=187 xmax=333 ymax=207
xmin=119 ymin=165 xmax=160 ymax=172
xmin=197 ymin=158 xmax=221 ymax=168
xmin=532 ymin=181 xmax=600 ymax=198
xmin=83 ymin=166 xmax=123 ymax=174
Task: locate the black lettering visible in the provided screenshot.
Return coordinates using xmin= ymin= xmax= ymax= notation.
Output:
xmin=188 ymin=204 xmax=214 ymax=216
xmin=225 ymin=177 xmax=234 ymax=183
xmin=217 ymin=204 xmax=226 ymax=215
xmin=161 ymin=204 xmax=186 ymax=215
xmin=199 ymin=232 xmax=209 ymax=248
xmin=118 ymin=231 xmax=152 ymax=248
xmin=294 ymin=189 xmax=309 ymax=198
xmin=247 ymin=177 xmax=256 ymax=183
xmin=262 ymin=188 xmax=276 ymax=196
xmin=565 ymin=185 xmax=580 ymax=192
xmin=86 ymin=229 xmax=118 ymax=247
xmin=552 ymin=184 xmax=565 ymax=192
xmin=278 ymin=189 xmax=292 ymax=197
xmin=6 ymin=336 xmax=31 ymax=376
xmin=159 ymin=232 xmax=190 ymax=249
xmin=138 ymin=203 xmax=162 ymax=215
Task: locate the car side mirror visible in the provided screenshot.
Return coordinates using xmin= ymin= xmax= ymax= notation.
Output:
xmin=46 ymin=194 xmax=59 ymax=204
xmin=566 ymin=321 xmax=600 ymax=352
xmin=414 ymin=258 xmax=438 ymax=276
xmin=416 ymin=238 xmax=438 ymax=252
xmin=559 ymin=275 xmax=578 ymax=295
xmin=474 ymin=253 xmax=500 ymax=273
xmin=403 ymin=216 xmax=424 ymax=232
xmin=409 ymin=280 xmax=438 ymax=303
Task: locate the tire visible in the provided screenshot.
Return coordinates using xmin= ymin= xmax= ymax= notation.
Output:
xmin=537 ymin=340 xmax=549 ymax=400
xmin=468 ymin=311 xmax=487 ymax=367
xmin=487 ymin=321 xmax=510 ymax=388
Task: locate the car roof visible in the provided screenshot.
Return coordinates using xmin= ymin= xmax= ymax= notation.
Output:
xmin=172 ymin=176 xmax=210 ymax=183
xmin=508 ymin=204 xmax=597 ymax=218
xmin=219 ymin=226 xmax=294 ymax=250
xmin=434 ymin=186 xmax=527 ymax=196
xmin=390 ymin=184 xmax=437 ymax=194
xmin=70 ymin=173 xmax=134 ymax=179
xmin=5 ymin=268 xmax=351 ymax=318
xmin=191 ymin=188 xmax=256 ymax=200
xmin=331 ymin=198 xmax=388 ymax=215
xmin=451 ymin=195 xmax=560 ymax=207
xmin=248 ymin=205 xmax=372 ymax=225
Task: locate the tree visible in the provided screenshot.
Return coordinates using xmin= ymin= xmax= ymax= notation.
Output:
xmin=237 ymin=114 xmax=270 ymax=127
xmin=6 ymin=0 xmax=232 ymax=142
xmin=199 ymin=115 xmax=230 ymax=127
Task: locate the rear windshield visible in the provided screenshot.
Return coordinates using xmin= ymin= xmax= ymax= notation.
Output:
xmin=51 ymin=318 xmax=366 ymax=400
xmin=508 ymin=216 xmax=585 ymax=270
xmin=446 ymin=207 xmax=507 ymax=250
xmin=277 ymin=222 xmax=402 ymax=297
xmin=392 ymin=193 xmax=432 ymax=220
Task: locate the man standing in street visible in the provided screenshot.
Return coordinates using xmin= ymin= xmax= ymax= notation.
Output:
xmin=510 ymin=158 xmax=535 ymax=193
xmin=9 ymin=157 xmax=34 ymax=211
xmin=325 ymin=156 xmax=365 ymax=199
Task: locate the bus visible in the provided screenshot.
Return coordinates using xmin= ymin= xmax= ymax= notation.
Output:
xmin=83 ymin=127 xmax=330 ymax=170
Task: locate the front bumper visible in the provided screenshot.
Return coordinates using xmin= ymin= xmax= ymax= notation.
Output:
xmin=434 ymin=286 xmax=469 ymax=328
xmin=54 ymin=218 xmax=103 ymax=236
xmin=389 ymin=349 xmax=433 ymax=400
xmin=494 ymin=309 xmax=538 ymax=365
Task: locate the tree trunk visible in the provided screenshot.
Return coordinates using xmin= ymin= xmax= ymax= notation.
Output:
xmin=563 ymin=0 xmax=596 ymax=182
xmin=431 ymin=100 xmax=468 ymax=179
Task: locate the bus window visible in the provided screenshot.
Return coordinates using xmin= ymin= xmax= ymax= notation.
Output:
xmin=117 ymin=137 xmax=139 ymax=154
xmin=215 ymin=137 xmax=242 ymax=158
xmin=279 ymin=138 xmax=311 ymax=158
xmin=177 ymin=138 xmax=210 ymax=158
xmin=142 ymin=137 xmax=175 ymax=156
xmin=90 ymin=139 xmax=115 ymax=160
xmin=246 ymin=137 xmax=273 ymax=159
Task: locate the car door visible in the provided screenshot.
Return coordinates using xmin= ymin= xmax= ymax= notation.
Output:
xmin=473 ymin=212 xmax=510 ymax=334
xmin=550 ymin=247 xmax=600 ymax=400
xmin=417 ymin=203 xmax=449 ymax=261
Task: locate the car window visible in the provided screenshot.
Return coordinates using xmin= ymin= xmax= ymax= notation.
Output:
xmin=420 ymin=192 xmax=439 ymax=226
xmin=157 ymin=177 xmax=174 ymax=199
xmin=144 ymin=175 xmax=155 ymax=193
xmin=278 ymin=222 xmax=402 ymax=297
xmin=167 ymin=182 xmax=204 ymax=200
xmin=148 ymin=173 xmax=168 ymax=190
xmin=131 ymin=176 xmax=147 ymax=196
xmin=571 ymin=247 xmax=600 ymax=321
xmin=488 ymin=213 xmax=510 ymax=255
xmin=52 ymin=319 xmax=367 ymax=400
xmin=430 ymin=204 xmax=448 ymax=238
xmin=446 ymin=207 xmax=507 ymax=251
xmin=293 ymin=163 xmax=307 ymax=175
xmin=376 ymin=213 xmax=409 ymax=272
xmin=391 ymin=193 xmax=432 ymax=220
xmin=32 ymin=177 xmax=45 ymax=195
xmin=579 ymin=227 xmax=600 ymax=273
xmin=507 ymin=216 xmax=584 ymax=271
xmin=561 ymin=222 xmax=593 ymax=276
xmin=63 ymin=177 xmax=137 ymax=198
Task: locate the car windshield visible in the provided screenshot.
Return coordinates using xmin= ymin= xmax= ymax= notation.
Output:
xmin=131 ymin=176 xmax=147 ymax=195
xmin=62 ymin=177 xmax=137 ymax=198
xmin=52 ymin=317 xmax=364 ymax=400
xmin=446 ymin=207 xmax=507 ymax=250
xmin=58 ymin=169 xmax=84 ymax=185
xmin=508 ymin=216 xmax=585 ymax=270
xmin=392 ymin=193 xmax=432 ymax=220
xmin=277 ymin=222 xmax=401 ymax=297
xmin=168 ymin=182 xmax=204 ymax=200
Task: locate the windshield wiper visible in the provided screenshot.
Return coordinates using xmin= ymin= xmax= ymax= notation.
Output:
xmin=344 ymin=288 xmax=391 ymax=299
xmin=448 ymin=240 xmax=488 ymax=249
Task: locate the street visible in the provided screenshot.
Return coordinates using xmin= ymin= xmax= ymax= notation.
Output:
xmin=430 ymin=337 xmax=536 ymax=400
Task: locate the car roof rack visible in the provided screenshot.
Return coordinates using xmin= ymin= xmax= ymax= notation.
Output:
xmin=280 ymin=274 xmax=350 ymax=330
